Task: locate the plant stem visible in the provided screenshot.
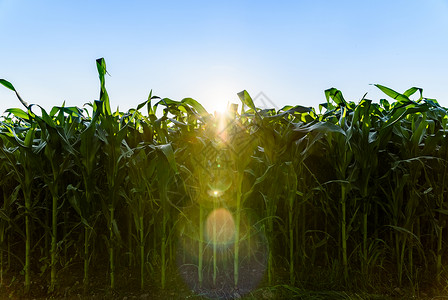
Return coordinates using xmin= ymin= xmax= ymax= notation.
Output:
xmin=234 ymin=172 xmax=243 ymax=288
xmin=437 ymin=222 xmax=443 ymax=283
xmin=50 ymin=187 xmax=58 ymax=292
xmin=289 ymin=194 xmax=294 ymax=284
xmin=0 ymin=234 xmax=3 ymax=287
xmin=110 ymin=207 xmax=115 ymax=289
xmin=198 ymin=204 xmax=203 ymax=288
xmin=213 ymin=206 xmax=217 ymax=286
xmin=140 ymin=215 xmax=144 ymax=290
xmin=24 ymin=171 xmax=32 ymax=293
xmin=84 ymin=226 xmax=90 ymax=289
xmin=161 ymin=185 xmax=167 ymax=289
xmin=129 ymin=212 xmax=133 ymax=268
xmin=341 ymin=185 xmax=348 ymax=282
xmin=362 ymin=207 xmax=367 ymax=275
xmin=25 ymin=206 xmax=30 ymax=293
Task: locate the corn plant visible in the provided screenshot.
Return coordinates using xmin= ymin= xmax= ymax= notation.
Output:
xmin=68 ymin=110 xmax=101 ymax=289
xmin=2 ymin=58 xmax=448 ymax=297
xmin=0 ymin=107 xmax=41 ymax=293
xmin=0 ymin=150 xmax=21 ymax=288
xmin=34 ymin=105 xmax=78 ymax=292
xmin=124 ymin=145 xmax=156 ymax=290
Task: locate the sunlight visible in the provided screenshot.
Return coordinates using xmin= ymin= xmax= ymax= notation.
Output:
xmin=210 ymin=100 xmax=228 ymax=114
xmin=205 ymin=208 xmax=235 ymax=246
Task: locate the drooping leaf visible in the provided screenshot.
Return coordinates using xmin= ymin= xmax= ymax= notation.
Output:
xmin=238 ymin=90 xmax=260 ymax=118
xmin=325 ymin=88 xmax=347 ymax=107
xmin=403 ymin=87 xmax=423 ymax=100
xmin=5 ymin=108 xmax=29 ymax=120
xmin=375 ymin=84 xmax=411 ymax=103
xmin=156 ymin=143 xmax=178 ymax=174
xmin=0 ymin=79 xmax=15 ymax=91
xmin=181 ymin=98 xmax=209 ymax=117
xmin=293 ymin=121 xmax=346 ymax=136
xmin=0 ymin=79 xmax=29 ymax=108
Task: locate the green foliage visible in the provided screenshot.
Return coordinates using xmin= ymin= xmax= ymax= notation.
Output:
xmin=1 ymin=59 xmax=448 ymax=297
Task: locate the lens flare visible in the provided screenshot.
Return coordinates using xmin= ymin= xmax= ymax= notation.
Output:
xmin=177 ymin=207 xmax=268 ymax=299
xmin=205 ymin=208 xmax=235 ymax=246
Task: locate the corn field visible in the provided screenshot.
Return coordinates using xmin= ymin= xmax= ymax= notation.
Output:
xmin=1 ymin=58 xmax=448 ymax=298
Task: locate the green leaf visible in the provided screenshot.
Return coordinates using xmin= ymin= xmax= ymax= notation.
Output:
xmin=156 ymin=143 xmax=178 ymax=174
xmin=181 ymin=97 xmax=209 ymax=116
xmin=386 ymin=225 xmax=422 ymax=245
xmin=410 ymin=114 xmax=427 ymax=146
xmin=375 ymin=84 xmax=410 ymax=103
xmin=156 ymin=98 xmax=181 ymax=107
xmin=5 ymin=108 xmax=29 ymax=120
xmin=0 ymin=79 xmax=16 ymax=91
xmin=24 ymin=125 xmax=36 ymax=148
xmin=380 ymin=98 xmax=390 ymax=111
xmin=237 ymin=90 xmax=259 ymax=117
xmin=325 ymin=88 xmax=347 ymax=107
xmin=38 ymin=105 xmax=56 ymax=128
xmin=433 ymin=208 xmax=448 ymax=216
xmin=96 ymin=57 xmax=111 ymax=115
xmin=282 ymin=105 xmax=312 ymax=114
xmin=0 ymin=79 xmax=29 ymax=108
xmin=403 ymin=87 xmax=422 ymax=98
xmin=293 ymin=121 xmax=346 ymax=136
xmin=0 ymin=209 xmax=11 ymax=222
xmin=136 ymin=99 xmax=149 ymax=111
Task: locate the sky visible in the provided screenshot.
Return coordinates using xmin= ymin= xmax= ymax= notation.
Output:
xmin=1 ymin=0 xmax=447 ymax=115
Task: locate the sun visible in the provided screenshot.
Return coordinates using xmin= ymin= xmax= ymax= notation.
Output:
xmin=208 ymin=99 xmax=228 ymax=114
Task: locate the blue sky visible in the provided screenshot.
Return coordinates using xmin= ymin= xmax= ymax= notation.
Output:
xmin=1 ymin=0 xmax=447 ymax=114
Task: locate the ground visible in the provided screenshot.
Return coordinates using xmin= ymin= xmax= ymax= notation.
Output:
xmin=0 ymin=266 xmax=445 ymax=300
xmin=0 ymin=248 xmax=445 ymax=299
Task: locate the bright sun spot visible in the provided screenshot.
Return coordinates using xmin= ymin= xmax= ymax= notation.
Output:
xmin=209 ymin=100 xmax=228 ymax=114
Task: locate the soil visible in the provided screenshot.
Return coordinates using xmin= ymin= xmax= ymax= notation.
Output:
xmin=177 ymin=236 xmax=268 ymax=300
xmin=0 ymin=239 xmax=270 ymax=300
xmin=0 ymin=243 xmax=443 ymax=300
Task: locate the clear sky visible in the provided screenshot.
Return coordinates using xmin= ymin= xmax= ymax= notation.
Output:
xmin=1 ymin=0 xmax=447 ymax=114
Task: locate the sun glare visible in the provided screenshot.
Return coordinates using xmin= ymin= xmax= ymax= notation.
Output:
xmin=209 ymin=100 xmax=228 ymax=115
xmin=205 ymin=208 xmax=235 ymax=246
